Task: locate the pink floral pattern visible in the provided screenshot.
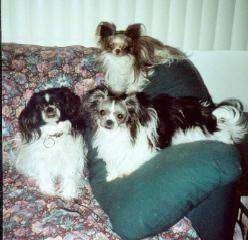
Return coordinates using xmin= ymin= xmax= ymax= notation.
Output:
xmin=2 ymin=43 xmax=201 ymax=240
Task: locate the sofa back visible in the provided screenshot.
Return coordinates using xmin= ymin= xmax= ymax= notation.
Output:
xmin=2 ymin=43 xmax=103 ymax=158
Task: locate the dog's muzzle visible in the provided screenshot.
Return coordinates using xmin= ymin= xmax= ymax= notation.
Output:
xmin=44 ymin=106 xmax=58 ymax=118
xmin=104 ymin=119 xmax=114 ymax=129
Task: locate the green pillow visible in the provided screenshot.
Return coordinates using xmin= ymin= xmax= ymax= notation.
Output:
xmin=145 ymin=59 xmax=212 ymax=101
xmin=89 ymin=141 xmax=241 ymax=239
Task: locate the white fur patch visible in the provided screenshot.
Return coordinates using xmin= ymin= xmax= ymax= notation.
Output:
xmin=212 ymin=105 xmax=248 ymax=143
xmin=171 ymin=127 xmax=215 ymax=145
xmin=16 ymin=120 xmax=87 ymax=200
xmin=93 ymin=111 xmax=158 ymax=181
xmin=172 ymin=105 xmax=248 ymax=145
xmin=99 ymin=52 xmax=149 ymax=93
xmin=109 ymin=101 xmax=116 ymax=119
xmin=45 ymin=93 xmax=50 ymax=102
xmin=154 ymin=48 xmax=184 ymax=64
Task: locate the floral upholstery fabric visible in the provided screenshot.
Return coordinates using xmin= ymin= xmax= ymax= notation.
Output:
xmin=2 ymin=43 xmax=201 ymax=240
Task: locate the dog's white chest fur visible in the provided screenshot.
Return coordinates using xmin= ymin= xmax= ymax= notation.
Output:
xmin=16 ymin=120 xmax=86 ymax=200
xmin=93 ymin=125 xmax=157 ymax=181
xmin=99 ymin=52 xmax=149 ymax=93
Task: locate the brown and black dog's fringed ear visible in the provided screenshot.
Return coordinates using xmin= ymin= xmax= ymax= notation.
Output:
xmin=125 ymin=23 xmax=144 ymax=40
xmin=82 ymin=85 xmax=108 ymax=111
xmin=125 ymin=92 xmax=153 ymax=122
xmin=124 ymin=92 xmax=153 ymax=144
xmin=96 ymin=22 xmax=116 ymax=38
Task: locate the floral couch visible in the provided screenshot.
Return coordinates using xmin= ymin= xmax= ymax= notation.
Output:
xmin=2 ymin=43 xmax=201 ymax=240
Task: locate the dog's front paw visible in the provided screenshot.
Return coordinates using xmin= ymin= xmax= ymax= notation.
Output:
xmin=39 ymin=182 xmax=56 ymax=196
xmin=61 ymin=185 xmax=79 ymax=200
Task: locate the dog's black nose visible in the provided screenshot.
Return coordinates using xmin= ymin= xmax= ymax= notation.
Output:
xmin=115 ymin=49 xmax=121 ymax=55
xmin=105 ymin=120 xmax=114 ymax=128
xmin=46 ymin=106 xmax=55 ymax=113
xmin=106 ymin=120 xmax=114 ymax=126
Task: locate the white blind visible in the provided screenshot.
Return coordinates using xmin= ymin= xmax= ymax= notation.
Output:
xmin=2 ymin=0 xmax=248 ymax=50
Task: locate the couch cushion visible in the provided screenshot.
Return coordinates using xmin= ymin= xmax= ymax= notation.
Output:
xmin=145 ymin=59 xmax=212 ymax=102
xmin=89 ymin=141 xmax=241 ymax=239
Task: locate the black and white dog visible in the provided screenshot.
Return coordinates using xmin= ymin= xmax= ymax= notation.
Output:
xmin=16 ymin=87 xmax=87 ymax=200
xmin=85 ymin=86 xmax=247 ymax=181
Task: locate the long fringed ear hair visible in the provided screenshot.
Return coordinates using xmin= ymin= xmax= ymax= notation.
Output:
xmin=125 ymin=23 xmax=144 ymax=41
xmin=18 ymin=93 xmax=42 ymax=143
xmin=81 ymin=85 xmax=108 ymax=115
xmin=125 ymin=92 xmax=151 ymax=124
xmin=81 ymin=85 xmax=109 ymax=130
xmin=60 ymin=87 xmax=81 ymax=117
xmin=125 ymin=23 xmax=152 ymax=74
xmin=125 ymin=23 xmax=144 ymax=57
xmin=126 ymin=23 xmax=166 ymax=69
xmin=59 ymin=87 xmax=84 ymax=136
xmin=96 ymin=22 xmax=116 ymax=49
xmin=83 ymin=85 xmax=108 ymax=109
xmin=124 ymin=92 xmax=152 ymax=143
xmin=125 ymin=92 xmax=158 ymax=146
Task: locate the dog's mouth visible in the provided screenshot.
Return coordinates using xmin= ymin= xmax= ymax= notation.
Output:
xmin=45 ymin=107 xmax=58 ymax=118
xmin=104 ymin=125 xmax=114 ymax=129
xmin=42 ymin=106 xmax=60 ymax=123
xmin=45 ymin=112 xmax=57 ymax=118
xmin=100 ymin=120 xmax=115 ymax=130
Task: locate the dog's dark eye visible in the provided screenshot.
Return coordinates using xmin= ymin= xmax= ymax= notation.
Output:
xmin=99 ymin=110 xmax=106 ymax=116
xmin=117 ymin=113 xmax=124 ymax=119
xmin=108 ymin=43 xmax=114 ymax=48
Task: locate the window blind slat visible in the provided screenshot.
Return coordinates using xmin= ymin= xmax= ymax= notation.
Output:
xmin=198 ymin=0 xmax=218 ymax=50
xmin=2 ymin=0 xmax=247 ymax=50
xmin=213 ymin=0 xmax=235 ymax=50
xmin=183 ymin=0 xmax=203 ymax=50
xmin=231 ymin=0 xmax=248 ymax=50
xmin=167 ymin=0 xmax=187 ymax=48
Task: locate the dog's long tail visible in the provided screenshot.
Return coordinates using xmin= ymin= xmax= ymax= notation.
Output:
xmin=212 ymin=99 xmax=248 ymax=144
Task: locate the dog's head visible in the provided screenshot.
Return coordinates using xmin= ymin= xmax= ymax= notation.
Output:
xmin=86 ymin=85 xmax=153 ymax=131
xmin=19 ymin=87 xmax=83 ymax=142
xmin=86 ymin=86 xmax=127 ymax=129
xmin=96 ymin=22 xmax=144 ymax=56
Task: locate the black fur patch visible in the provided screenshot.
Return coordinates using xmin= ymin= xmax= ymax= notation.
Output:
xmin=151 ymin=94 xmax=217 ymax=148
xmin=19 ymin=87 xmax=84 ymax=143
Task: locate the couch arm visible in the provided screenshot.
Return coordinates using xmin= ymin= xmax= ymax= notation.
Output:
xmin=89 ymin=141 xmax=241 ymax=240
